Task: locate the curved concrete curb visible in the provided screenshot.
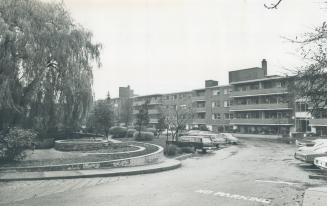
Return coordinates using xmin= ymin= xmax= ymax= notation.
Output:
xmin=84 ymin=145 xmax=145 ymax=155
xmin=0 ymin=143 xmax=164 ymax=172
xmin=0 ymin=159 xmax=181 ymax=181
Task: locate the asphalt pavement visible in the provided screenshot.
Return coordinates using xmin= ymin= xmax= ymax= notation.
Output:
xmin=1 ymin=139 xmax=326 ymax=206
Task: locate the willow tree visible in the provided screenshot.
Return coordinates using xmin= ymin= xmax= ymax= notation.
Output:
xmin=0 ymin=0 xmax=101 ymax=136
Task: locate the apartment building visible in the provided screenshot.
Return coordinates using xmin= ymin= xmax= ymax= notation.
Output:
xmin=112 ymin=59 xmax=327 ymax=137
xmin=132 ymin=94 xmax=163 ymax=127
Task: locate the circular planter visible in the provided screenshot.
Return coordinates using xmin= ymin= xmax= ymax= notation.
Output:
xmin=54 ymin=139 xmax=112 ymax=151
xmin=0 ymin=143 xmax=164 ymax=172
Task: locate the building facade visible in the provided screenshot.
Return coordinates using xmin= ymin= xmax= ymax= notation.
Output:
xmin=112 ymin=59 xmax=327 ymax=137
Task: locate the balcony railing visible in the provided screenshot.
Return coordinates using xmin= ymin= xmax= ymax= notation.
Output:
xmin=230 ymin=103 xmax=291 ymax=111
xmin=230 ymin=118 xmax=293 ymax=125
xmin=149 ymin=118 xmax=159 ymax=124
xmin=231 ymin=87 xmax=288 ymax=97
xmin=309 ymin=119 xmax=327 ymax=126
xmin=192 ymin=118 xmax=207 ymax=124
xmin=148 ymin=109 xmax=160 ymax=114
xmin=192 ymin=95 xmax=206 ymax=102
xmin=193 ymin=107 xmax=206 ymax=113
xmin=133 ymin=101 xmax=146 ymax=106
xmin=149 ymin=100 xmax=162 ymax=105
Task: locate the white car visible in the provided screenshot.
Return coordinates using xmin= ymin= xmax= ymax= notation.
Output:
xmin=297 ymin=139 xmax=327 ymax=152
xmin=218 ymin=133 xmax=239 ymax=144
xmin=296 ymin=139 xmax=327 ymax=148
xmin=314 ymin=156 xmax=327 ymax=170
xmin=295 ymin=146 xmax=327 ymax=163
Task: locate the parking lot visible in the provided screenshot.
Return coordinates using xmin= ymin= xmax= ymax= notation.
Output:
xmin=1 ymin=138 xmax=327 ymax=206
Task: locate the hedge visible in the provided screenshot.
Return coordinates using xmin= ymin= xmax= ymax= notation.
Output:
xmin=127 ymin=129 xmax=137 ymax=137
xmin=134 ymin=131 xmax=154 ymax=141
xmin=109 ymin=126 xmax=127 ymax=138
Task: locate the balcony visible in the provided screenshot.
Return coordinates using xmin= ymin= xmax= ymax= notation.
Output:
xmin=149 ymin=118 xmax=159 ymax=124
xmin=193 ymin=107 xmax=206 ymax=113
xmin=148 ymin=100 xmax=162 ymax=105
xmin=230 ymin=118 xmax=293 ymax=125
xmin=230 ymin=103 xmax=291 ymax=111
xmin=192 ymin=118 xmax=207 ymax=124
xmin=133 ymin=101 xmax=146 ymax=106
xmin=148 ymin=109 xmax=160 ymax=114
xmin=309 ymin=119 xmax=327 ymax=126
xmin=192 ymin=96 xmax=206 ymax=102
xmin=231 ymin=87 xmax=288 ymax=98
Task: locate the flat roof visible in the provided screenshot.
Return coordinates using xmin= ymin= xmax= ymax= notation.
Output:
xmin=230 ymin=75 xmax=287 ymax=85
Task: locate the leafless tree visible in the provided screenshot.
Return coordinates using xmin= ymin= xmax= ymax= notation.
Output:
xmin=264 ymin=0 xmax=283 ymax=9
xmin=163 ymin=104 xmax=193 ymax=141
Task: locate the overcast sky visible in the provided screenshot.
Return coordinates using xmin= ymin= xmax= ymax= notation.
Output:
xmin=50 ymin=0 xmax=327 ymax=99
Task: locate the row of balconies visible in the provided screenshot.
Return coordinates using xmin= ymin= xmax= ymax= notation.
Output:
xmin=230 ymin=118 xmax=293 ymax=125
xmin=133 ymin=109 xmax=160 ymax=115
xmin=309 ymin=119 xmax=327 ymax=127
xmin=230 ymin=103 xmax=291 ymax=111
xmin=231 ymin=87 xmax=288 ymax=97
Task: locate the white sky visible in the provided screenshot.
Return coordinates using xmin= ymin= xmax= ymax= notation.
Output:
xmin=49 ymin=0 xmax=327 ymax=99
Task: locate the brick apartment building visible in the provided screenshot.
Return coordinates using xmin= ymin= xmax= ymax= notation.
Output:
xmin=111 ymin=59 xmax=327 ymax=137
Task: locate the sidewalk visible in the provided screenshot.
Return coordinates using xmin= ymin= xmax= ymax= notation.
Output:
xmin=0 ymin=159 xmax=181 ymax=181
xmin=303 ymin=187 xmax=327 ymax=206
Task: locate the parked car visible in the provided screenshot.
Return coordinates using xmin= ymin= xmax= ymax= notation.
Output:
xmin=167 ymin=135 xmax=215 ymax=153
xmin=296 ymin=138 xmax=327 ymax=147
xmin=314 ymin=156 xmax=327 ymax=170
xmin=186 ymin=131 xmax=225 ymax=148
xmin=294 ymin=146 xmax=327 ymax=164
xmin=297 ymin=139 xmax=327 ymax=152
xmin=218 ymin=133 xmax=239 ymax=144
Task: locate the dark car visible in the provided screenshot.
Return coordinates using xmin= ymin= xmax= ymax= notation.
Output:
xmin=167 ymin=135 xmax=215 ymax=152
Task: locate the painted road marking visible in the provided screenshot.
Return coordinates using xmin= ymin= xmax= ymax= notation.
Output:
xmin=195 ymin=189 xmax=271 ymax=204
xmin=255 ymin=179 xmax=298 ymax=186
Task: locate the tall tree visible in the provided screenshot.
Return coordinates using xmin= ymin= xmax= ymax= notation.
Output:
xmin=0 ymin=0 xmax=101 ymax=136
xmin=87 ymin=99 xmax=114 ymax=137
xmin=135 ymin=100 xmax=149 ymax=136
xmin=120 ymin=98 xmax=133 ymax=126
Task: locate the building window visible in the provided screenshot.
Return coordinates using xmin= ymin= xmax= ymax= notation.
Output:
xmin=212 ymin=101 xmax=220 ymax=108
xmin=224 ymin=88 xmax=229 ymax=95
xmin=212 ymin=113 xmax=221 ymax=120
xmin=224 ymin=100 xmax=230 ymax=107
xmin=212 ymin=89 xmax=220 ymax=96
xmin=224 ymin=113 xmax=230 ymax=119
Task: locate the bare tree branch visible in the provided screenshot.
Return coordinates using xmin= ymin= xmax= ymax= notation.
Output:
xmin=264 ymin=0 xmax=283 ymax=9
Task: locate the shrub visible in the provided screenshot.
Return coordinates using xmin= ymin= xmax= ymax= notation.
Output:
xmin=33 ymin=138 xmax=55 ymax=149
xmin=0 ymin=127 xmax=38 ymax=162
xmin=109 ymin=126 xmax=127 ymax=138
xmin=127 ymin=129 xmax=137 ymax=137
xmin=145 ymin=128 xmax=157 ymax=135
xmin=134 ymin=131 xmax=154 ymax=141
xmin=164 ymin=144 xmax=181 ymax=156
